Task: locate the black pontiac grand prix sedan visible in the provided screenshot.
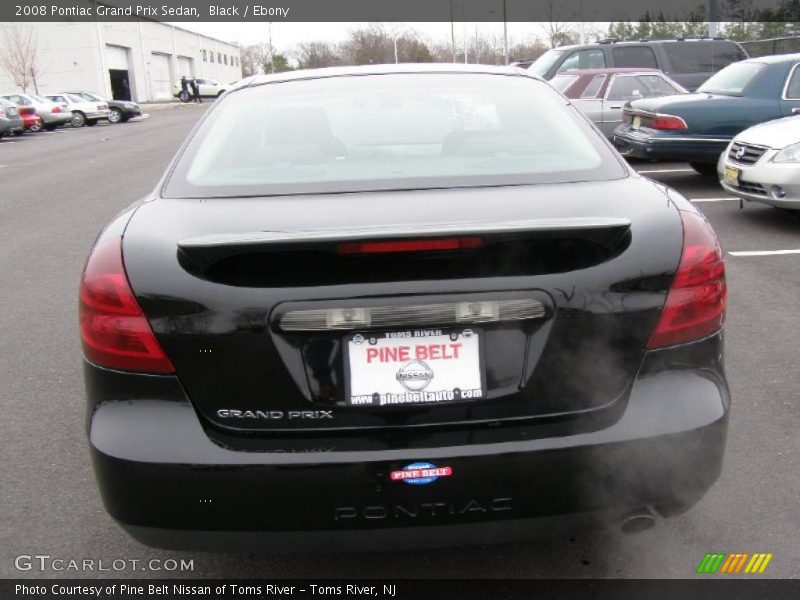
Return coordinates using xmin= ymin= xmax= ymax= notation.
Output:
xmin=80 ymin=64 xmax=729 ymax=550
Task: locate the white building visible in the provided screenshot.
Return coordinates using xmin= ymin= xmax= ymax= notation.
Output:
xmin=0 ymin=21 xmax=242 ymax=102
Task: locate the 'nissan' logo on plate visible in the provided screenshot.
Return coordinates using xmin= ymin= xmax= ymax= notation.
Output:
xmin=396 ymin=360 xmax=434 ymax=391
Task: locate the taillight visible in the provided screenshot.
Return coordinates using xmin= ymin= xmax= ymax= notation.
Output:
xmin=52 ymin=106 xmax=61 ymax=113
xmin=79 ymin=237 xmax=174 ymax=373
xmin=0 ymin=109 xmax=4 ymax=118
xmin=647 ymin=211 xmax=726 ymax=349
xmin=651 ymin=114 xmax=687 ymax=131
xmin=338 ymin=237 xmax=484 ymax=255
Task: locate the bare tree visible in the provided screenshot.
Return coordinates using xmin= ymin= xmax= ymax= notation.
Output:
xmin=294 ymin=40 xmax=342 ymax=69
xmin=0 ymin=24 xmax=44 ymax=93
xmin=341 ymin=23 xmax=394 ymax=65
xmin=509 ymin=39 xmax=549 ymax=63
xmin=540 ymin=0 xmax=578 ymax=48
xmin=240 ymin=44 xmax=266 ymax=76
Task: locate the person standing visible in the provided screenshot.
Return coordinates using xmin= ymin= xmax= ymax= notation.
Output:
xmin=190 ymin=77 xmax=202 ymax=104
xmin=179 ymin=76 xmax=189 ymax=102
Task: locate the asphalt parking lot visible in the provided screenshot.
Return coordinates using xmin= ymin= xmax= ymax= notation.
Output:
xmin=1 ymin=106 xmax=798 ymax=579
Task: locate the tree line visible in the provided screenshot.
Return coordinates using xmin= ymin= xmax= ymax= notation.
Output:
xmin=241 ymin=20 xmax=800 ymax=77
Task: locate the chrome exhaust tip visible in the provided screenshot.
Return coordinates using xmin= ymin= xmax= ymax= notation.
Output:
xmin=620 ymin=508 xmax=656 ymax=534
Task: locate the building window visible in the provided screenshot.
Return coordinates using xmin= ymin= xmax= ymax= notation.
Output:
xmin=223 ymin=54 xmax=227 ymax=65
xmin=210 ymin=52 xmax=214 ymax=63
xmin=217 ymin=52 xmax=221 ymax=63
xmin=202 ymin=49 xmax=207 ymax=62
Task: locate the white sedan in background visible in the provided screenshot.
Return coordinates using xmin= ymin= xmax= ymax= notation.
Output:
xmin=719 ymin=115 xmax=800 ymax=211
xmin=45 ymin=93 xmax=109 ymax=127
xmin=172 ymin=78 xmax=228 ymax=100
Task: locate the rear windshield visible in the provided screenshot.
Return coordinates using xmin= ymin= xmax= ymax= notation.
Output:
xmin=549 ymin=74 xmax=579 ymax=93
xmin=164 ymin=73 xmax=624 ymax=198
xmin=528 ymin=50 xmax=566 ymax=77
xmin=663 ymin=41 xmax=747 ymax=74
xmin=697 ymin=61 xmax=765 ymax=95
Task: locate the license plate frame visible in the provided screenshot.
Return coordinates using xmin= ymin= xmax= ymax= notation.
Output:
xmin=343 ymin=328 xmax=485 ymax=408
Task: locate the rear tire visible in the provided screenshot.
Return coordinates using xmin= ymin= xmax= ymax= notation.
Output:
xmin=108 ymin=108 xmax=123 ymax=124
xmin=689 ymin=162 xmax=718 ymax=177
xmin=71 ymin=111 xmax=86 ymax=127
xmin=28 ymin=122 xmax=41 ymax=133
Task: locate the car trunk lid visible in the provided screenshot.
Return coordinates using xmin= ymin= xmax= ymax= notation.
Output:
xmin=122 ymin=178 xmax=682 ymax=433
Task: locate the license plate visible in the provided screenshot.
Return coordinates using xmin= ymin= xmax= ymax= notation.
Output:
xmin=632 ymin=116 xmax=641 ymax=129
xmin=724 ymin=165 xmax=740 ymax=184
xmin=345 ymin=329 xmax=483 ymax=407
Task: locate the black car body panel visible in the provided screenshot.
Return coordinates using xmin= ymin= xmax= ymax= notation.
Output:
xmin=83 ymin=65 xmax=729 ymax=549
xmin=122 ymin=178 xmax=681 ymax=433
xmin=87 ymin=331 xmax=728 ymax=549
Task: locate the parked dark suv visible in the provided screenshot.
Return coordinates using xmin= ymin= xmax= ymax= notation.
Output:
xmin=528 ymin=38 xmax=748 ymax=91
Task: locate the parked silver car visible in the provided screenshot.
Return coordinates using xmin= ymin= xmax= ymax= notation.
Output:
xmin=45 ymin=93 xmax=109 ymax=127
xmin=718 ymin=115 xmax=800 ymax=210
xmin=0 ymin=97 xmax=24 ymax=139
xmin=0 ymin=93 xmax=73 ymax=131
xmin=550 ymin=68 xmax=687 ymax=139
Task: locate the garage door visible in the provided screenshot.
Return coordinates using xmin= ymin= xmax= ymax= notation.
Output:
xmin=105 ymin=45 xmax=130 ymax=70
xmin=149 ymin=52 xmax=172 ymax=101
xmin=177 ymin=55 xmax=194 ymax=78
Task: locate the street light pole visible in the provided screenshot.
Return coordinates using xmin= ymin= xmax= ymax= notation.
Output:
xmin=503 ymin=0 xmax=508 ymax=64
xmin=707 ymin=0 xmax=719 ymax=37
xmin=463 ymin=12 xmax=468 ymax=63
xmin=450 ymin=0 xmax=456 ymax=62
xmin=268 ymin=21 xmax=274 ymax=73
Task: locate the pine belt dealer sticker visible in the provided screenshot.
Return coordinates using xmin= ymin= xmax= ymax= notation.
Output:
xmin=390 ymin=462 xmax=453 ymax=485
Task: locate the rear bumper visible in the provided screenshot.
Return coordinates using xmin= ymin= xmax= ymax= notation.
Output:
xmin=613 ymin=126 xmax=730 ymax=162
xmin=86 ymin=339 xmax=729 ymax=551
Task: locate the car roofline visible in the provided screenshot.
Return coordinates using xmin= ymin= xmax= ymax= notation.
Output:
xmin=227 ymin=63 xmax=544 ymax=94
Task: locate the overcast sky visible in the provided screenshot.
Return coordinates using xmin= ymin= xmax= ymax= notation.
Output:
xmin=176 ymin=22 xmax=603 ymax=51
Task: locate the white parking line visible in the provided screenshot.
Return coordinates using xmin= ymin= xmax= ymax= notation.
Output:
xmin=0 ymin=164 xmax=7 ymax=168
xmin=729 ymin=249 xmax=800 ymax=257
xmin=638 ymin=168 xmax=697 ymax=174
xmin=690 ymin=197 xmax=739 ymax=203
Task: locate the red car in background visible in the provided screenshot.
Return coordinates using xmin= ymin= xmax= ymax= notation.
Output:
xmin=15 ymin=105 xmax=40 ymax=136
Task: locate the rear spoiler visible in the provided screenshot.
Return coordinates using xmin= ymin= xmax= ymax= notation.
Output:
xmin=178 ymin=217 xmax=632 ymax=251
